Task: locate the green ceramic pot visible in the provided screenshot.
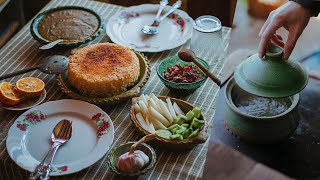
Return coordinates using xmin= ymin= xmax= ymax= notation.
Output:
xmin=30 ymin=6 xmax=105 ymax=48
xmin=157 ymin=55 xmax=209 ymax=95
xmin=234 ymin=45 xmax=308 ymax=98
xmin=224 ymin=78 xmax=300 ymax=144
xmin=107 ymin=142 xmax=156 ymax=176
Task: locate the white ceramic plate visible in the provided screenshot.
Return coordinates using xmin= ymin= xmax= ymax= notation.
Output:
xmin=107 ymin=4 xmax=194 ymax=52
xmin=6 ymin=99 xmax=114 ymax=176
xmin=0 ymin=90 xmax=46 ymax=111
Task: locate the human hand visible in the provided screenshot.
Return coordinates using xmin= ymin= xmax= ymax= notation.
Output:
xmin=258 ymin=1 xmax=311 ymax=60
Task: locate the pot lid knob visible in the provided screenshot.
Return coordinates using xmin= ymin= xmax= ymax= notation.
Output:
xmin=234 ymin=44 xmax=309 ymax=98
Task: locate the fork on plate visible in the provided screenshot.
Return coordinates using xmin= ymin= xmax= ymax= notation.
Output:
xmin=29 ymin=120 xmax=72 ymax=180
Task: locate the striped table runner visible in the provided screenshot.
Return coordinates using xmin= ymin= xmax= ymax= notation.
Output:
xmin=0 ymin=0 xmax=231 ymax=179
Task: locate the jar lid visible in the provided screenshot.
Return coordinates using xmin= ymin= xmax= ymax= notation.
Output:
xmin=234 ymin=45 xmax=309 ymax=98
xmin=194 ymin=15 xmax=222 ymax=33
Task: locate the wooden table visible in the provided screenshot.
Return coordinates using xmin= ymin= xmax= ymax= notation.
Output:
xmin=203 ymin=142 xmax=291 ymax=180
xmin=0 ymin=0 xmax=298 ymax=179
xmin=0 ymin=0 xmax=232 ymax=179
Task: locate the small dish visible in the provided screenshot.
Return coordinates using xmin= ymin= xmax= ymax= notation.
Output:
xmin=157 ymin=55 xmax=209 ymax=95
xmin=30 ymin=6 xmax=105 ymax=48
xmin=0 ymin=89 xmax=46 ymax=111
xmin=107 ymin=142 xmax=156 ymax=176
xmin=130 ymin=96 xmax=208 ymax=150
xmin=57 ymin=51 xmax=150 ymax=105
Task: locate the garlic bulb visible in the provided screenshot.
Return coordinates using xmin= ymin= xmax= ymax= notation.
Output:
xmin=117 ymin=150 xmax=149 ymax=173
xmin=117 ymin=134 xmax=155 ymax=173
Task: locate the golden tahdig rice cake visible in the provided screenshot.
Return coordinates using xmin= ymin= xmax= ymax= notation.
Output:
xmin=68 ymin=43 xmax=140 ymax=97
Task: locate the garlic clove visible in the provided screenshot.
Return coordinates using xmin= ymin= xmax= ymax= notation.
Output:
xmin=135 ymin=150 xmax=149 ymax=165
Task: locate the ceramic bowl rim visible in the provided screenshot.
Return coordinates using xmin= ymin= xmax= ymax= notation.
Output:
xmin=225 ymin=77 xmax=300 ymax=120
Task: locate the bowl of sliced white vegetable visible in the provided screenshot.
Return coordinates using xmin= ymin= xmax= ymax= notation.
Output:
xmin=130 ymin=93 xmax=209 ymax=150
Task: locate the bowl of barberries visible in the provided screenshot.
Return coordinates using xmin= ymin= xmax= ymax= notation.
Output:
xmin=157 ymin=55 xmax=209 ymax=95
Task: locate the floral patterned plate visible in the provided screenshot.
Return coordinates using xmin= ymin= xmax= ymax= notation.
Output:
xmin=106 ymin=4 xmax=194 ymax=52
xmin=6 ymin=99 xmax=114 ymax=176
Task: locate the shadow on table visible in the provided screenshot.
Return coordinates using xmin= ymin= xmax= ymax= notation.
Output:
xmin=212 ymin=77 xmax=320 ymax=179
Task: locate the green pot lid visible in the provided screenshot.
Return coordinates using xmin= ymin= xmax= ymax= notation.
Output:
xmin=234 ymin=45 xmax=308 ymax=98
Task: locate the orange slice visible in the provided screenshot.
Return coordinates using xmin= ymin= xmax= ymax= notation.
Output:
xmin=0 ymin=82 xmax=22 ymax=106
xmin=16 ymin=77 xmax=45 ymax=98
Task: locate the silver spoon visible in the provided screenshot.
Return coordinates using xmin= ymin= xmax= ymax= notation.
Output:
xmin=142 ymin=0 xmax=182 ymax=35
xmin=39 ymin=39 xmax=64 ymax=50
xmin=141 ymin=0 xmax=168 ymax=35
xmin=29 ymin=119 xmax=72 ymax=180
xmin=0 ymin=55 xmax=69 ymax=80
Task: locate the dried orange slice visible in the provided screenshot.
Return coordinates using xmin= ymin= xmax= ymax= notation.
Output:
xmin=16 ymin=77 xmax=45 ymax=98
xmin=0 ymin=82 xmax=22 ymax=106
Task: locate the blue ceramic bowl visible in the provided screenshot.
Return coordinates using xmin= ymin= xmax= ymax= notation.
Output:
xmin=157 ymin=55 xmax=209 ymax=95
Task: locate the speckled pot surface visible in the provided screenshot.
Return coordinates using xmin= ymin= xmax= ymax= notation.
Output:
xmin=224 ymin=78 xmax=300 ymax=144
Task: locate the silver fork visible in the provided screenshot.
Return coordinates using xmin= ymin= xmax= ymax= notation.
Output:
xmin=29 ymin=120 xmax=72 ymax=180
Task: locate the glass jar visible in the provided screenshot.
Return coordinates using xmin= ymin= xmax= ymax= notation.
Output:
xmin=190 ymin=15 xmax=223 ymax=62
